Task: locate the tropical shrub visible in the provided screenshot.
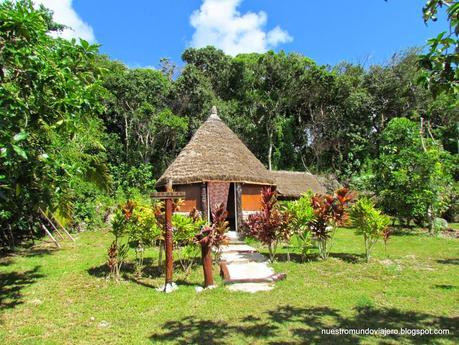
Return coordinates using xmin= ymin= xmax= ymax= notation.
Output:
xmin=382 ymin=227 xmax=392 ymax=257
xmin=244 ymin=187 xmax=290 ymax=262
xmin=172 ymin=211 xmax=206 ymax=274
xmin=108 ymin=201 xmax=133 ymax=280
xmin=282 ymin=193 xmax=315 ymax=260
xmin=350 ymin=197 xmax=391 ymax=262
xmin=108 ymin=200 xmax=162 ymax=278
xmin=128 ymin=202 xmax=162 ymax=275
xmin=433 ymin=217 xmax=448 ymax=234
xmin=309 ymin=188 xmax=354 ymax=260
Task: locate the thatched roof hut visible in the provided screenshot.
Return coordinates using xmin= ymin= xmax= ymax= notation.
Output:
xmin=156 ymin=107 xmax=325 ymax=230
xmin=271 ymin=171 xmax=326 ymax=199
xmin=156 ymin=107 xmax=275 ymax=230
xmin=156 ymin=107 xmax=274 ymax=187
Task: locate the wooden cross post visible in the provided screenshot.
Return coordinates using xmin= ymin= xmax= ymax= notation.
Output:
xmin=151 ymin=180 xmax=185 ymax=292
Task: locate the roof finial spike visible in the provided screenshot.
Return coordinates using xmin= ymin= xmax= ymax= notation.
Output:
xmin=209 ymin=105 xmax=219 ymax=119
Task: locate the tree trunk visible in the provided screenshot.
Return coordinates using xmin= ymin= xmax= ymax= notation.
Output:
xmin=7 ymin=224 xmax=15 ymax=251
xmin=124 ymin=114 xmax=129 ymax=161
xmin=427 ymin=204 xmax=434 ymax=235
xmin=201 ymin=242 xmax=213 ymax=287
xmin=364 ymin=235 xmax=369 ymax=263
xmin=268 ymin=131 xmax=273 ymax=171
xmin=268 ymin=242 xmax=276 ymax=263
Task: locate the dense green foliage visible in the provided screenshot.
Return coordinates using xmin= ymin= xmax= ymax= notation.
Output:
xmin=0 ymin=1 xmax=108 ymax=246
xmin=1 ymin=1 xmax=457 ymax=248
xmin=172 ymin=212 xmax=205 ymax=273
xmin=372 ymin=118 xmax=456 ymax=229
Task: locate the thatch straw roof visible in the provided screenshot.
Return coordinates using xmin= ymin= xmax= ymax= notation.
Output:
xmin=156 ymin=107 xmax=274 ymax=187
xmin=271 ymin=171 xmax=326 ymax=199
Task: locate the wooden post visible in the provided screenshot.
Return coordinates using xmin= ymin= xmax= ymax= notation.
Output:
xmin=40 ymin=209 xmax=65 ymax=240
xmin=52 ymin=216 xmax=75 ymax=242
xmin=43 ymin=209 xmax=75 ymax=242
xmin=151 ymin=182 xmax=185 ymax=292
xmin=41 ymin=223 xmax=60 ymax=248
xmin=164 ymin=192 xmax=174 ymax=287
xmin=201 ymin=242 xmax=213 ymax=287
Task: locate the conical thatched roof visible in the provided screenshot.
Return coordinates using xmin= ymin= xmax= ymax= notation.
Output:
xmin=271 ymin=170 xmax=326 ymax=199
xmin=156 ymin=107 xmax=274 ymax=187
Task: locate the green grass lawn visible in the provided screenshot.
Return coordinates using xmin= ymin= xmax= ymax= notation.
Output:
xmin=0 ymin=228 xmax=458 ymax=345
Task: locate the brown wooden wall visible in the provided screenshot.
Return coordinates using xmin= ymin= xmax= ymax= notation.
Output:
xmin=173 ymin=184 xmax=202 ymax=212
xmin=160 ymin=182 xmax=267 ymax=213
xmin=241 ymin=184 xmax=264 ymax=211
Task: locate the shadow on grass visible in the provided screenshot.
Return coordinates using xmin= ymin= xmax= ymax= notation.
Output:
xmin=389 ymin=227 xmax=423 ymax=237
xmin=436 ymin=258 xmax=459 ymax=265
xmin=273 ymin=252 xmax=364 ymax=264
xmin=88 ymin=258 xmax=164 ymax=279
xmin=87 ymin=258 xmax=200 ymax=285
xmin=149 ymin=305 xmax=458 ymax=344
xmin=0 ymin=246 xmax=56 ymax=263
xmin=21 ymin=247 xmax=57 ymax=257
xmin=433 ymin=284 xmax=457 ymax=290
xmin=271 ymin=253 xmax=313 ymax=263
xmin=0 ymin=266 xmax=44 ymax=311
xmin=329 ymin=253 xmax=365 ymax=263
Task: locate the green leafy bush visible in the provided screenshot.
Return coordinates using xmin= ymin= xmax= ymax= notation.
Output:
xmin=350 ymin=197 xmax=391 ymax=262
xmin=109 ymin=200 xmax=162 ymax=278
xmin=282 ymin=193 xmax=315 ymax=259
xmin=172 ymin=212 xmax=205 ymax=273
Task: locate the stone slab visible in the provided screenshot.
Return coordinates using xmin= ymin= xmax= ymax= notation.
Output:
xmin=226 ymin=261 xmax=274 ymax=280
xmin=220 ymin=244 xmax=256 ymax=253
xmin=227 ymin=283 xmax=274 ymax=293
xmin=221 ymin=251 xmax=268 ymax=264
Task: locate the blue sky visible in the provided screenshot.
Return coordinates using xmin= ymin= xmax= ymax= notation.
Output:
xmin=39 ymin=0 xmax=449 ymax=68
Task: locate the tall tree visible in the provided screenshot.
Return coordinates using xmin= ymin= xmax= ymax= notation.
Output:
xmin=100 ymin=60 xmax=188 ymax=174
xmin=0 ymin=0 xmax=108 ymax=246
xmin=373 ymin=118 xmax=455 ymax=230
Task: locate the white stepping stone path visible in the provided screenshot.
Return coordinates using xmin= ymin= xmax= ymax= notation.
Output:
xmin=219 ymin=231 xmax=285 ymax=293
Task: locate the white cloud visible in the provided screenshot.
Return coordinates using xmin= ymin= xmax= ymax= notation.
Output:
xmin=34 ymin=0 xmax=95 ymax=42
xmin=189 ymin=0 xmax=292 ymax=56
